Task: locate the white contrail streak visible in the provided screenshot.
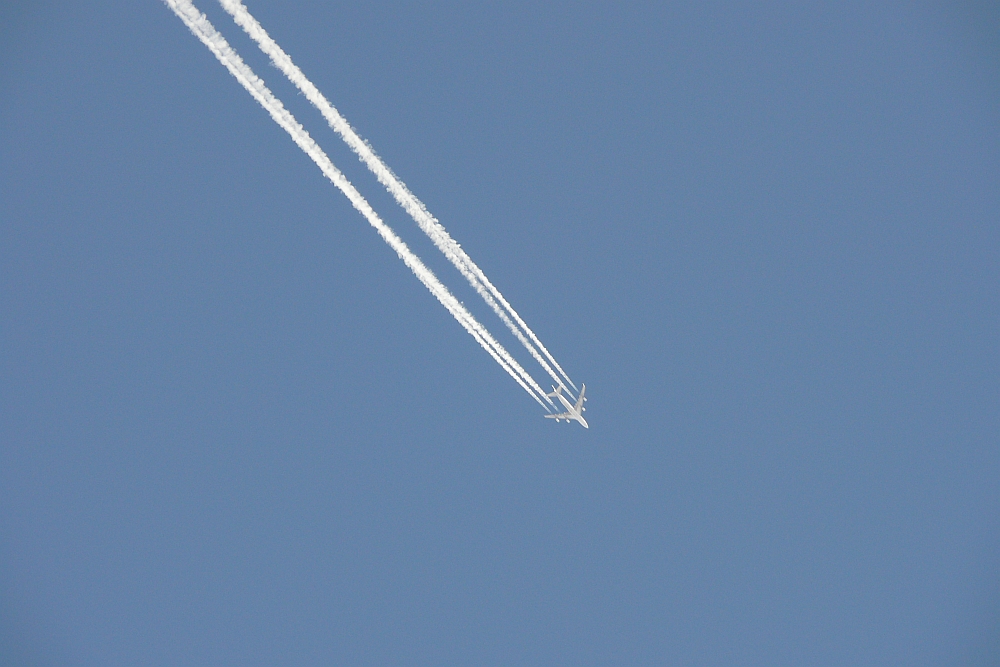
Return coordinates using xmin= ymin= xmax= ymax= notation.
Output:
xmin=164 ymin=0 xmax=553 ymax=409
xmin=218 ymin=0 xmax=578 ymax=395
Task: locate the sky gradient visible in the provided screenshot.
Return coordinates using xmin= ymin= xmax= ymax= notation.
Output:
xmin=2 ymin=2 xmax=998 ymax=665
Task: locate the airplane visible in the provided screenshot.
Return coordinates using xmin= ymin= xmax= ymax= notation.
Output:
xmin=544 ymin=383 xmax=588 ymax=428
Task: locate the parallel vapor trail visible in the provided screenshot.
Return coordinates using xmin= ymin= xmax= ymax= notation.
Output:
xmin=218 ymin=0 xmax=578 ymax=395
xmin=164 ymin=0 xmax=553 ymax=409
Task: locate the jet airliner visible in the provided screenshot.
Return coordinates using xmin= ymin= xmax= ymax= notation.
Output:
xmin=544 ymin=384 xmax=588 ymax=428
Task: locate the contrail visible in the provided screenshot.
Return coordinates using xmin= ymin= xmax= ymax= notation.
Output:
xmin=164 ymin=0 xmax=554 ymax=409
xmin=218 ymin=0 xmax=578 ymax=395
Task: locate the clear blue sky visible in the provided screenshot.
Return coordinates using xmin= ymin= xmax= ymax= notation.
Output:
xmin=2 ymin=2 xmax=998 ymax=665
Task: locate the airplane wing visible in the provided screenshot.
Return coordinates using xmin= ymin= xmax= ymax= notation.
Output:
xmin=545 ymin=413 xmax=572 ymax=420
xmin=573 ymin=384 xmax=587 ymax=413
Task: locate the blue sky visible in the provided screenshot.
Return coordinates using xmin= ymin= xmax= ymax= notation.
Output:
xmin=2 ymin=2 xmax=998 ymax=665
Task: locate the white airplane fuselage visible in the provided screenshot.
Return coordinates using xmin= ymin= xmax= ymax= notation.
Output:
xmin=545 ymin=384 xmax=588 ymax=428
